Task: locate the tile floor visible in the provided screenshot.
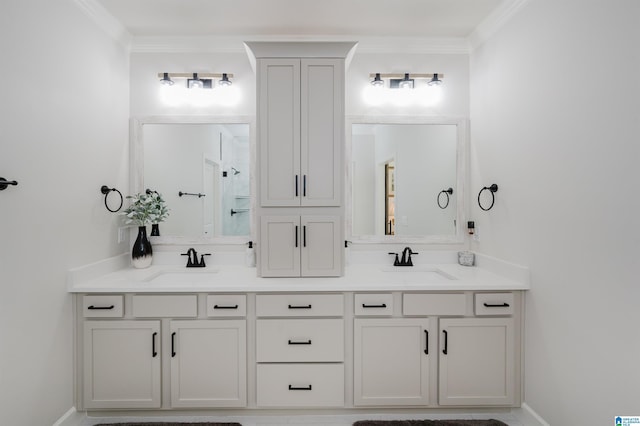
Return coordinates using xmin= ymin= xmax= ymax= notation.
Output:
xmin=81 ymin=411 xmax=524 ymax=426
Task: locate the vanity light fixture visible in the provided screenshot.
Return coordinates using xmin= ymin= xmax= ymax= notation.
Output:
xmin=398 ymin=73 xmax=414 ymax=89
xmin=428 ymin=73 xmax=442 ymax=86
xmin=369 ymin=73 xmax=444 ymax=89
xmin=159 ymin=72 xmax=174 ymax=86
xmin=158 ymin=72 xmax=233 ymax=88
xmin=219 ymin=73 xmax=232 ymax=86
xmin=187 ymin=73 xmax=206 ymax=89
xmin=370 ymin=73 xmax=384 ymax=87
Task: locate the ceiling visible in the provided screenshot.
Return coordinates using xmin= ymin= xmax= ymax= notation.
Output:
xmin=95 ymin=0 xmax=505 ymax=39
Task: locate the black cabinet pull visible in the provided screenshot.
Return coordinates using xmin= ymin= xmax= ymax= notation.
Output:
xmin=171 ymin=332 xmax=176 ymax=357
xmin=289 ymin=385 xmax=312 ymax=391
xmin=214 ymin=304 xmax=239 ymax=309
xmin=295 ymin=225 xmax=299 ymax=248
xmin=362 ymin=303 xmax=387 ymax=308
xmin=152 ymin=332 xmax=158 ymax=358
xmin=87 ymin=305 xmax=114 ymax=310
xmin=442 ymin=330 xmax=448 ymax=355
xmin=288 ymin=304 xmax=312 ymax=309
xmin=295 ymin=175 xmax=299 ymax=197
xmin=288 ymin=339 xmax=312 ymax=345
xmin=483 ymin=302 xmax=510 ymax=308
xmin=424 ymin=330 xmax=429 ymax=355
xmin=303 ymin=225 xmax=307 ymax=247
xmin=303 ymin=175 xmax=307 ymax=197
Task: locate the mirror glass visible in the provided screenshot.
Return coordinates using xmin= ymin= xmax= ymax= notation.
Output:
xmin=141 ymin=122 xmax=250 ymax=239
xmin=349 ymin=118 xmax=465 ymax=242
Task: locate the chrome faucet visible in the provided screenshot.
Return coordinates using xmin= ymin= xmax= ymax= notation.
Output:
xmin=181 ymin=248 xmax=211 ymax=268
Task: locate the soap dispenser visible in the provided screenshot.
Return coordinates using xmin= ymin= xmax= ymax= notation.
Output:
xmin=245 ymin=241 xmax=256 ymax=267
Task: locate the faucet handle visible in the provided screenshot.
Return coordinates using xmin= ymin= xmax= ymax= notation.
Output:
xmin=198 ymin=253 xmax=211 ymax=267
xmin=388 ymin=252 xmax=400 ymax=266
xmin=181 ymin=252 xmax=194 ymax=267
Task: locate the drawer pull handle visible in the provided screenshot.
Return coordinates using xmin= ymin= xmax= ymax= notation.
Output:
xmin=152 ymin=332 xmax=158 ymax=358
xmin=442 ymin=330 xmax=448 ymax=355
xmin=288 ymin=304 xmax=312 ymax=309
xmin=424 ymin=330 xmax=429 ymax=355
xmin=362 ymin=303 xmax=387 ymax=308
xmin=171 ymin=332 xmax=176 ymax=357
xmin=288 ymin=339 xmax=312 ymax=345
xmin=214 ymin=304 xmax=239 ymax=309
xmin=289 ymin=385 xmax=312 ymax=391
xmin=483 ymin=302 xmax=510 ymax=308
xmin=87 ymin=305 xmax=114 ymax=310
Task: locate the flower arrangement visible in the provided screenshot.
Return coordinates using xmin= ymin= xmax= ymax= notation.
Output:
xmin=122 ymin=190 xmax=169 ymax=226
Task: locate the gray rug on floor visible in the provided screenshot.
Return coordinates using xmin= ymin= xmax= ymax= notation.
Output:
xmin=353 ymin=420 xmax=507 ymax=426
xmin=95 ymin=423 xmax=241 ymax=426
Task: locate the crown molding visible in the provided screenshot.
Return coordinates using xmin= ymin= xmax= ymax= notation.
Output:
xmin=73 ymin=0 xmax=132 ymax=49
xmin=468 ymin=0 xmax=532 ymax=51
xmin=130 ymin=34 xmax=470 ymax=55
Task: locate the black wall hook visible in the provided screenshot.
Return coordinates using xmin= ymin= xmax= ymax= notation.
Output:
xmin=101 ymin=185 xmax=124 ymax=212
xmin=478 ymin=184 xmax=499 ymax=211
xmin=437 ymin=187 xmax=454 ymax=209
xmin=0 ymin=177 xmax=18 ymax=191
xmin=179 ymin=191 xmax=205 ymax=198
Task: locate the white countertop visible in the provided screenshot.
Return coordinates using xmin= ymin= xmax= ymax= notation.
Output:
xmin=68 ymin=251 xmax=530 ymax=293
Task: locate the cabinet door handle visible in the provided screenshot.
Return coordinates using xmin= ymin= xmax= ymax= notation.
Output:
xmin=442 ymin=330 xmax=448 ymax=355
xmin=171 ymin=332 xmax=176 ymax=357
xmin=288 ymin=339 xmax=312 ymax=345
xmin=295 ymin=225 xmax=299 ymax=248
xmin=152 ymin=332 xmax=158 ymax=358
xmin=289 ymin=385 xmax=312 ymax=391
xmin=303 ymin=175 xmax=307 ymax=197
xmin=303 ymin=225 xmax=307 ymax=247
xmin=214 ymin=304 xmax=239 ymax=309
xmin=483 ymin=302 xmax=510 ymax=308
xmin=362 ymin=303 xmax=387 ymax=308
xmin=424 ymin=330 xmax=429 ymax=355
xmin=288 ymin=304 xmax=312 ymax=309
xmin=87 ymin=305 xmax=114 ymax=310
xmin=295 ymin=175 xmax=299 ymax=197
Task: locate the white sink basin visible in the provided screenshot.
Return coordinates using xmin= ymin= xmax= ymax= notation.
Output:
xmin=380 ymin=266 xmax=456 ymax=281
xmin=145 ymin=269 xmax=219 ymax=284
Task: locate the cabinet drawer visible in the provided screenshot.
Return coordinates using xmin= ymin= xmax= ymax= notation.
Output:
xmin=132 ymin=295 xmax=197 ymax=318
xmin=82 ymin=295 xmax=123 ymax=318
xmin=256 ymin=294 xmax=343 ymax=317
xmin=256 ymin=364 xmax=344 ymax=407
xmin=354 ymin=294 xmax=393 ymax=316
xmin=475 ymin=293 xmax=514 ymax=316
xmin=257 ymin=319 xmax=343 ymax=362
xmin=206 ymin=294 xmax=247 ymax=317
xmin=403 ymin=293 xmax=466 ymax=316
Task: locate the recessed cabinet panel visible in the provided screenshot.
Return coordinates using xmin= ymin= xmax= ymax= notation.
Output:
xmin=403 ymin=293 xmax=466 ymax=316
xmin=260 ymin=216 xmax=301 ymax=277
xmin=132 ymin=295 xmax=197 ymax=318
xmin=82 ymin=295 xmax=123 ymax=318
xmin=301 ymin=216 xmax=342 ymax=276
xmin=256 ymin=293 xmax=344 ymax=317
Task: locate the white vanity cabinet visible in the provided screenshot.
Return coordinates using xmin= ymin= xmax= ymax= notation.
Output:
xmin=258 ymin=58 xmax=343 ymax=207
xmin=260 ymin=215 xmax=342 ymax=277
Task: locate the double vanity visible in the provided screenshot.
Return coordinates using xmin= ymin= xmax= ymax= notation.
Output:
xmin=69 ymin=251 xmax=529 ymax=413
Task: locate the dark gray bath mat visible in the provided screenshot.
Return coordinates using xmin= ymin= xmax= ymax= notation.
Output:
xmin=95 ymin=423 xmax=241 ymax=426
xmin=353 ymin=420 xmax=508 ymax=426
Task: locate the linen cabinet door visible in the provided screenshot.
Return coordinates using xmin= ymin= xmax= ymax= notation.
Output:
xmin=300 ymin=58 xmax=343 ymax=206
xmin=83 ymin=320 xmax=161 ymax=409
xmin=259 ymin=58 xmax=301 ymax=206
xmin=170 ymin=320 xmax=247 ymax=408
xmin=439 ymin=317 xmax=515 ymax=406
xmin=260 ymin=215 xmax=301 ymax=277
xmin=354 ymin=318 xmax=431 ymax=406
xmin=300 ymin=216 xmax=342 ymax=277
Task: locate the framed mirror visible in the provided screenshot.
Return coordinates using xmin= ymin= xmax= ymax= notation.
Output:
xmin=346 ymin=116 xmax=467 ymax=244
xmin=131 ymin=116 xmax=255 ymax=244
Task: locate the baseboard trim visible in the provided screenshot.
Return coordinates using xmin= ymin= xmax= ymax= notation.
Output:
xmin=52 ymin=407 xmax=85 ymax=426
xmin=512 ymin=403 xmax=550 ymax=426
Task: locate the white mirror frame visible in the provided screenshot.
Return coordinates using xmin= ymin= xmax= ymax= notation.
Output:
xmin=131 ymin=115 xmax=256 ymax=245
xmin=346 ymin=115 xmax=468 ymax=245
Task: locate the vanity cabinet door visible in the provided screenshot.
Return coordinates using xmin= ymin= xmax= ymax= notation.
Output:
xmin=439 ymin=317 xmax=514 ymax=406
xmin=300 ymin=216 xmax=341 ymax=277
xmin=354 ymin=318 xmax=431 ymax=406
xmin=170 ymin=320 xmax=246 ymax=408
xmin=260 ymin=215 xmax=301 ymax=277
xmin=83 ymin=321 xmax=161 ymax=409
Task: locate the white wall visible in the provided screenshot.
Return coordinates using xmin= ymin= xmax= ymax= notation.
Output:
xmin=470 ymin=1 xmax=640 ymax=424
xmin=0 ymin=0 xmax=130 ymax=424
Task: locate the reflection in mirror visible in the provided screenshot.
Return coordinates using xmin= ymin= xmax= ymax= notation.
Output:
xmin=349 ymin=119 xmax=465 ymax=243
xmin=142 ymin=123 xmax=250 ymax=238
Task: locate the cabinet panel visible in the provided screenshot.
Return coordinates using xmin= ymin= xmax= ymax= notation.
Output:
xmin=257 ymin=364 xmax=344 ymax=407
xmin=403 ymin=293 xmax=466 ymax=316
xmin=354 ymin=318 xmax=431 ymax=406
xmin=206 ymin=294 xmax=247 ymax=317
xmin=256 ymin=293 xmax=344 ymax=317
xmin=170 ymin=320 xmax=246 ymax=408
xmin=259 ymin=59 xmax=300 ymax=206
xmin=256 ymin=319 xmax=344 ymax=362
xmin=260 ymin=216 xmax=301 ymax=277
xmin=474 ymin=293 xmax=514 ymax=316
xmin=82 ymin=295 xmax=123 ymax=318
xmin=301 ymin=216 xmax=342 ymax=276
xmin=132 ymin=295 xmax=197 ymax=318
xmin=354 ymin=294 xmax=394 ymax=316
xmin=83 ymin=320 xmax=161 ymax=409
xmin=439 ymin=317 xmax=514 ymax=406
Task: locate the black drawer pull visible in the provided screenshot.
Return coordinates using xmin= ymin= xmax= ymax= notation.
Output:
xmin=152 ymin=332 xmax=158 ymax=358
xmin=289 ymin=385 xmax=312 ymax=391
xmin=442 ymin=330 xmax=448 ymax=355
xmin=87 ymin=305 xmax=114 ymax=310
xmin=362 ymin=303 xmax=387 ymax=308
xmin=483 ymin=302 xmax=510 ymax=308
xmin=288 ymin=304 xmax=312 ymax=309
xmin=288 ymin=339 xmax=312 ymax=345
xmin=214 ymin=304 xmax=239 ymax=309
xmin=424 ymin=330 xmax=429 ymax=355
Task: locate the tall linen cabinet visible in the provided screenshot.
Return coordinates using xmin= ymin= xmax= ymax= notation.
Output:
xmin=247 ymin=42 xmax=356 ymax=277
